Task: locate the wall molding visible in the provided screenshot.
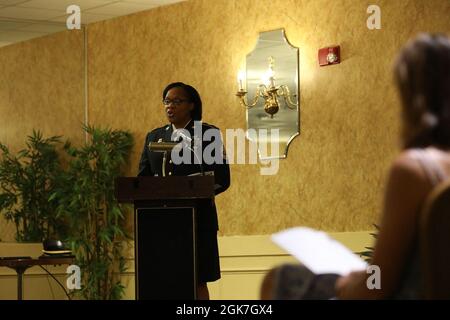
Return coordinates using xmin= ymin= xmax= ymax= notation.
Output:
xmin=0 ymin=231 xmax=373 ymax=299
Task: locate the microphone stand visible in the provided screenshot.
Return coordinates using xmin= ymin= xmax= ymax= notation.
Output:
xmin=174 ymin=130 xmax=205 ymax=176
xmin=186 ymin=142 xmax=204 ymax=176
xmin=162 ymin=151 xmax=168 ymax=177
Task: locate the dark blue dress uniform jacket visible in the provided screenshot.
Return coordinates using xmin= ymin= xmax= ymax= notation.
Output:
xmin=138 ymin=120 xmax=230 ymax=231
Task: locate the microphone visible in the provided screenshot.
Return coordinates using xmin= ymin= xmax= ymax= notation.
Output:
xmin=173 ymin=130 xmax=202 ymax=145
xmin=176 ymin=130 xmax=192 ymax=143
xmin=172 ymin=130 xmax=205 ymax=176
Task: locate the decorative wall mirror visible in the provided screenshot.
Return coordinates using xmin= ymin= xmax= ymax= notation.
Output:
xmin=237 ymin=28 xmax=300 ymax=159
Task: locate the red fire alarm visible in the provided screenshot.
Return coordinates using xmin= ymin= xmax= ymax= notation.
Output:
xmin=318 ymin=46 xmax=340 ymax=66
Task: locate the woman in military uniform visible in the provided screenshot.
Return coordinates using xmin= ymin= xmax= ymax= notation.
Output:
xmin=138 ymin=82 xmax=230 ymax=299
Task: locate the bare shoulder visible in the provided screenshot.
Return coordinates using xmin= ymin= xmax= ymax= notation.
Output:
xmin=389 ymin=150 xmax=431 ymax=190
xmin=392 ymin=150 xmax=424 ymax=174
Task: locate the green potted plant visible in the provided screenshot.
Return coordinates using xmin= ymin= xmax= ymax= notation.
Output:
xmin=0 ymin=130 xmax=66 ymax=242
xmin=52 ymin=125 xmax=133 ymax=299
xmin=358 ymin=224 xmax=379 ymax=263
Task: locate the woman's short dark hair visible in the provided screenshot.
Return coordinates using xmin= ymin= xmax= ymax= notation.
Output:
xmin=162 ymin=82 xmax=202 ymax=121
xmin=394 ymin=33 xmax=450 ymax=149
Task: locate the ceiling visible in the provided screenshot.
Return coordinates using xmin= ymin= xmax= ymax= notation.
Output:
xmin=0 ymin=0 xmax=186 ymax=47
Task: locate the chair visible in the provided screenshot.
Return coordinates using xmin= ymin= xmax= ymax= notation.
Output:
xmin=420 ymin=179 xmax=450 ymax=299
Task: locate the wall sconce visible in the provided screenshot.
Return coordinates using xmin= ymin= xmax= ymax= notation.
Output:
xmin=236 ymin=28 xmax=300 ymax=160
xmin=236 ymin=56 xmax=298 ymax=118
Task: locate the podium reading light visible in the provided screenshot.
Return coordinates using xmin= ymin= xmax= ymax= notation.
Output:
xmin=148 ymin=140 xmax=204 ymax=176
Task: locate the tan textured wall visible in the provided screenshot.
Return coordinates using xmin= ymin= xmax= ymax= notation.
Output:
xmin=0 ymin=31 xmax=85 ymax=241
xmin=86 ymin=0 xmax=450 ymax=235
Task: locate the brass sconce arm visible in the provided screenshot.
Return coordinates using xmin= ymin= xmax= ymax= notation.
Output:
xmin=236 ymin=89 xmax=258 ymax=109
xmin=236 ymin=83 xmax=297 ymax=118
xmin=277 ymin=85 xmax=298 ymax=109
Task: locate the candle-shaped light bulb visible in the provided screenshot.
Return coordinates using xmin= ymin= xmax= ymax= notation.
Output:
xmin=237 ymin=70 xmax=245 ymax=91
xmin=268 ymin=68 xmax=275 ymax=87
xmin=261 ymin=70 xmax=270 ymax=86
xmin=268 ymin=56 xmax=275 ymax=87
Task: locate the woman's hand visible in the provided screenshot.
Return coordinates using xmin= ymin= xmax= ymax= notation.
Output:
xmin=335 ymin=270 xmax=369 ymax=299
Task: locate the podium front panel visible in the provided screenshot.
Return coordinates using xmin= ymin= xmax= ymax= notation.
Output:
xmin=135 ymin=206 xmax=197 ymax=300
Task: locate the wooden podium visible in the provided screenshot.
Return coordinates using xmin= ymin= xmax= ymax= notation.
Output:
xmin=115 ymin=176 xmax=214 ymax=300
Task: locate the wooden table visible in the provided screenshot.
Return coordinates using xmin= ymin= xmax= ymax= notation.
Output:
xmin=0 ymin=256 xmax=74 ymax=300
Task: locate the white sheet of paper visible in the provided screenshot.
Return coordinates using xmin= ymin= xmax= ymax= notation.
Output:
xmin=271 ymin=227 xmax=367 ymax=276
